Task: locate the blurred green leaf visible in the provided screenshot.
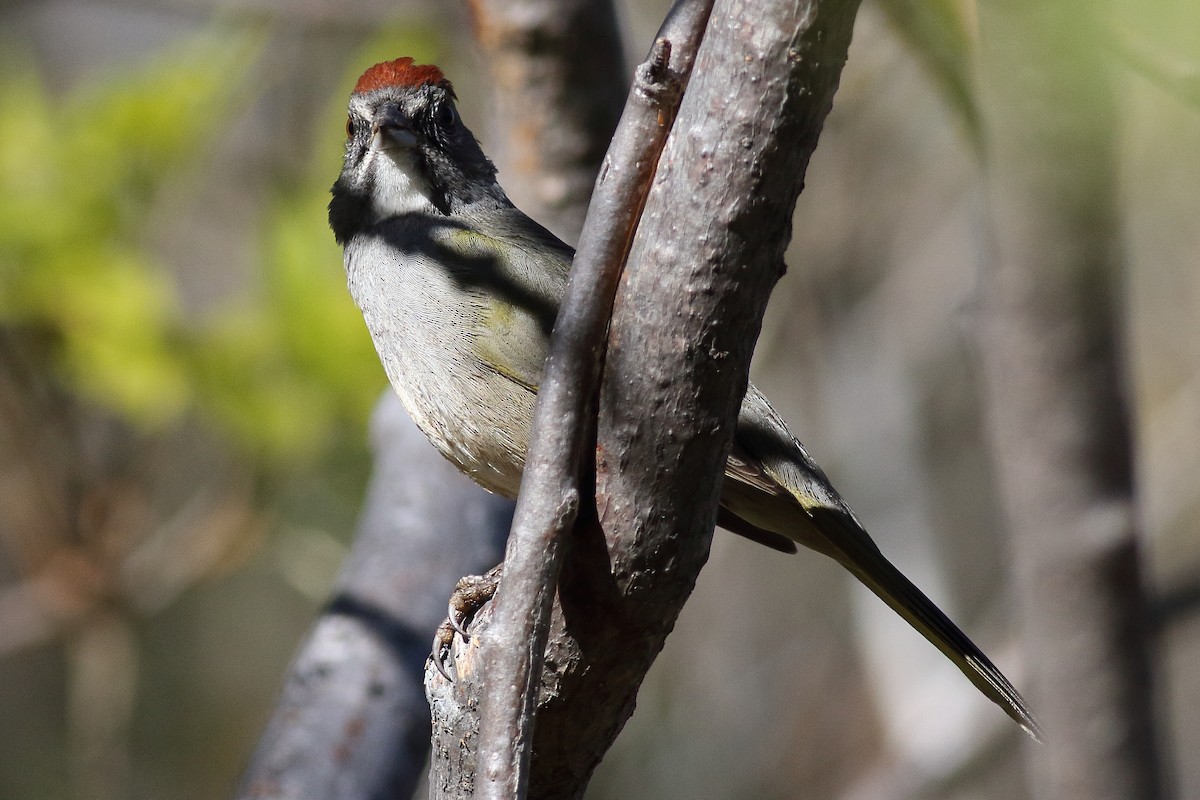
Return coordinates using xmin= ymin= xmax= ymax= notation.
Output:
xmin=50 ymin=247 xmax=189 ymax=423
xmin=0 ymin=27 xmax=454 ymax=469
xmin=183 ymin=23 xmax=445 ymax=463
xmin=1109 ymin=7 xmax=1200 ymax=112
xmin=876 ymin=0 xmax=982 ymax=149
xmin=0 ymin=32 xmax=259 ymax=428
xmin=190 ymin=171 xmax=386 ymax=462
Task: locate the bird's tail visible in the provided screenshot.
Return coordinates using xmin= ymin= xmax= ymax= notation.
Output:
xmin=809 ymin=507 xmax=1043 ymax=741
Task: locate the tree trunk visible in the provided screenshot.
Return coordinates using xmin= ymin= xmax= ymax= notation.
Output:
xmin=975 ymin=1 xmax=1163 ymax=797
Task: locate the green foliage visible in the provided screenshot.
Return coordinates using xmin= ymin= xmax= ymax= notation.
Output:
xmin=880 ymin=0 xmax=1200 ymax=145
xmin=0 ymin=60 xmax=205 ymax=423
xmin=0 ymin=35 xmax=256 ymax=423
xmin=184 ymin=22 xmax=451 ymax=460
xmin=0 ymin=31 xmax=387 ymax=465
xmin=192 ymin=184 xmax=384 ymax=461
xmin=1110 ymin=0 xmax=1200 ymax=112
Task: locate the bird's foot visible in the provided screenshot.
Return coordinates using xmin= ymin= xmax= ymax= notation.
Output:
xmin=430 ymin=565 xmax=502 ymax=682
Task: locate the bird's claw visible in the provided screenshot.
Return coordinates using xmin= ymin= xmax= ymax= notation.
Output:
xmin=429 ymin=566 xmax=502 ymax=683
xmin=447 ymin=568 xmax=501 ymax=642
xmin=430 ymin=620 xmax=457 ymax=682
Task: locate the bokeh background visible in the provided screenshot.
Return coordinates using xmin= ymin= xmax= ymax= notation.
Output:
xmin=1 ymin=0 xmax=1197 ymax=798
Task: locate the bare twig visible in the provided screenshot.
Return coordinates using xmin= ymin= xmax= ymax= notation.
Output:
xmin=592 ymin=0 xmax=865 ymax=724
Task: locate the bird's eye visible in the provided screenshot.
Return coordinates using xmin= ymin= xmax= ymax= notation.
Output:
xmin=436 ymin=102 xmax=458 ymax=130
xmin=345 ymin=116 xmax=354 ymax=139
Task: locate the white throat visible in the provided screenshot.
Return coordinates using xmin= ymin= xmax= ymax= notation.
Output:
xmin=368 ymin=146 xmax=439 ymax=218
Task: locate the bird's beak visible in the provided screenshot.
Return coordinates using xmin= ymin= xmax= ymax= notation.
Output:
xmin=371 ymin=108 xmax=418 ymax=152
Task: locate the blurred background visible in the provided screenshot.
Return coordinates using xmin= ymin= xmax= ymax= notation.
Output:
xmin=0 ymin=0 xmax=1197 ymax=799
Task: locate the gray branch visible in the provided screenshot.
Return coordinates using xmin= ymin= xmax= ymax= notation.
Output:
xmin=235 ymin=393 xmax=510 ymax=800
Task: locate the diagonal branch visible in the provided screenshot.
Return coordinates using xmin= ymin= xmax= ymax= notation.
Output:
xmin=470 ymin=5 xmax=714 ymax=796
xmin=235 ymin=396 xmax=510 ymax=800
xmin=430 ymin=0 xmax=865 ymax=797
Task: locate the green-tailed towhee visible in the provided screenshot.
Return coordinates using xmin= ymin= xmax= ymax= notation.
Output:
xmin=329 ymin=57 xmax=1040 ymax=739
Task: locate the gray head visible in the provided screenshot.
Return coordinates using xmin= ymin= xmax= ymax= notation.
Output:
xmin=329 ymin=58 xmax=505 ymax=244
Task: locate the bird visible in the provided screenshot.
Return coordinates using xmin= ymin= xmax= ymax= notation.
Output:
xmin=329 ymin=56 xmax=1040 ymax=740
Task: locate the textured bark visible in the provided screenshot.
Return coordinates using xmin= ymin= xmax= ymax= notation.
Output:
xmin=975 ymin=1 xmax=1162 ymax=798
xmin=429 ymin=9 xmax=710 ymax=798
xmin=235 ymin=394 xmax=510 ymax=800
xmin=428 ymin=0 xmax=863 ymax=797
xmin=470 ymin=38 xmax=692 ymax=800
xmin=426 ymin=2 xmax=630 ymax=797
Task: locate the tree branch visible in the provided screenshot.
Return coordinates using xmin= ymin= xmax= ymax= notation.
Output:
xmin=235 ymin=394 xmax=510 ymax=800
xmin=470 ymin=21 xmax=705 ymax=800
xmin=592 ymin=0 xmax=864 ymax=746
xmin=428 ymin=0 xmax=864 ymax=797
